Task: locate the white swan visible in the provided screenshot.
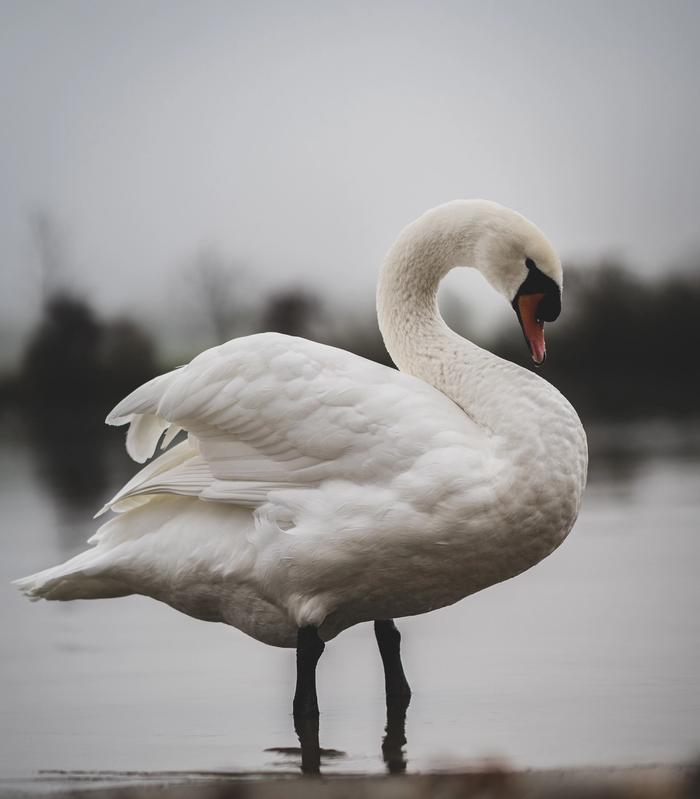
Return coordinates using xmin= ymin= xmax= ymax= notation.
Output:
xmin=16 ymin=200 xmax=587 ymax=716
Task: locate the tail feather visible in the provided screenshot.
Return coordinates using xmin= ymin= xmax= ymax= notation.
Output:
xmin=13 ymin=551 xmax=131 ymax=601
xmin=14 ymin=496 xmax=256 ymax=615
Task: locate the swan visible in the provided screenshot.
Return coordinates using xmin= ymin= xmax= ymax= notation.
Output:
xmin=16 ymin=200 xmax=588 ymax=717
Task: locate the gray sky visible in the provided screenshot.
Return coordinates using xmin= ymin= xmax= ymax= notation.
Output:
xmin=1 ymin=0 xmax=699 ymax=360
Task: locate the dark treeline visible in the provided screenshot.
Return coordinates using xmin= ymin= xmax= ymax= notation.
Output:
xmin=21 ymin=293 xmax=157 ymax=411
xmin=4 ymin=260 xmax=699 ymax=426
xmin=14 ymin=293 xmax=158 ymax=506
xmin=491 ymin=261 xmax=700 ymax=421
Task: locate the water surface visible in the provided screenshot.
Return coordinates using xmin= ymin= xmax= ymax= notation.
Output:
xmin=1 ymin=422 xmax=699 ymax=784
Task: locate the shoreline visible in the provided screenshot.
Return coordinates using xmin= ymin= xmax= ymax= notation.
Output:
xmin=2 ymin=763 xmax=695 ymax=799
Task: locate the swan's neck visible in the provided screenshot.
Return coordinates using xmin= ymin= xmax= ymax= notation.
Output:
xmin=375 ymin=209 xmax=579 ymax=442
xmin=377 ymin=205 xmax=588 ymax=565
xmin=376 ymin=214 xmax=511 ymax=433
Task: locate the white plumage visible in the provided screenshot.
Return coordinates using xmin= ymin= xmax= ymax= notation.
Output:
xmin=16 ymin=200 xmax=588 ymax=652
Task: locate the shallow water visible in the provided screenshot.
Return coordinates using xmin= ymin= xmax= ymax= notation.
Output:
xmin=1 ymin=422 xmax=699 ymax=784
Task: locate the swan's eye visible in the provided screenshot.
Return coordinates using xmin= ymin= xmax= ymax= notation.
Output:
xmin=525 ymin=257 xmax=536 ymax=270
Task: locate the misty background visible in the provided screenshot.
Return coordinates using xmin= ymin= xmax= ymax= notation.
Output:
xmin=1 ymin=0 xmax=700 ymax=784
xmin=1 ymin=0 xmax=700 ymax=368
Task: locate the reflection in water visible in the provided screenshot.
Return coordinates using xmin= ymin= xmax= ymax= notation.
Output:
xmin=266 ymin=715 xmax=346 ymax=775
xmin=382 ymin=695 xmax=410 ymax=774
xmin=21 ymin=406 xmax=135 ymax=554
xmin=266 ymin=696 xmax=409 ymax=775
xmin=294 ymin=715 xmax=343 ymax=776
xmin=24 ymin=406 xmax=110 ymax=510
xmin=586 ymin=420 xmax=700 ymax=487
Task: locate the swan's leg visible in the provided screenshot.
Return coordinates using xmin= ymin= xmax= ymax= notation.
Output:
xmin=293 ymin=625 xmax=325 ymax=717
xmin=381 ymin=690 xmax=410 ymax=774
xmin=374 ymin=619 xmax=411 ymax=700
xmin=294 ymin=715 xmax=321 ymax=775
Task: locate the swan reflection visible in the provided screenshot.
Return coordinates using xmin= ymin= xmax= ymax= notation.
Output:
xmin=267 ymin=694 xmax=410 ymax=775
xmin=381 ymin=694 xmax=410 ymax=774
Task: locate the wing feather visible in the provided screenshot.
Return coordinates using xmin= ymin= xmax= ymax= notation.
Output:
xmin=103 ymin=333 xmax=481 ymax=515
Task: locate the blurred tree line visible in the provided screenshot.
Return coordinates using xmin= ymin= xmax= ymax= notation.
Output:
xmin=4 ymin=213 xmax=162 ymax=505
xmin=6 ymin=259 xmax=700 ymax=425
xmin=491 ymin=260 xmax=700 ymax=421
xmin=2 ymin=213 xmax=698 ymax=428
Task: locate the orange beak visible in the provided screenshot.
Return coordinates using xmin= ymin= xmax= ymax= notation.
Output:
xmin=517 ymin=293 xmax=547 ymax=365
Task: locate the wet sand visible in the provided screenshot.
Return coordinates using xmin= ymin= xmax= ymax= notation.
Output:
xmin=1 ymin=763 xmax=695 ymax=799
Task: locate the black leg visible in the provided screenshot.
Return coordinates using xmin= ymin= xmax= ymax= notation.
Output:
xmin=382 ymin=691 xmax=410 ymax=774
xmin=374 ymin=619 xmax=411 ymax=700
xmin=294 ymin=714 xmax=321 ymax=775
xmin=266 ymin=716 xmax=346 ymax=777
xmin=293 ymin=625 xmax=325 ymax=717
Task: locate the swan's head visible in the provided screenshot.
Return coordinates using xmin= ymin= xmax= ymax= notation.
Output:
xmin=469 ymin=201 xmax=563 ymax=365
xmin=380 ymin=199 xmax=563 ymax=365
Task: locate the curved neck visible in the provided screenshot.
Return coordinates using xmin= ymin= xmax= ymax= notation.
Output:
xmin=376 ymin=209 xmax=505 ymax=430
xmin=376 ymin=248 xmax=450 ymax=375
xmin=376 ymin=204 xmax=588 ymax=546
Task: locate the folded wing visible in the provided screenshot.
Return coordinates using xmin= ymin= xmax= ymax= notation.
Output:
xmin=102 ymin=333 xmax=479 ymax=515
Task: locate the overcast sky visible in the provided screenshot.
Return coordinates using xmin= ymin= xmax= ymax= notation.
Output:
xmin=1 ymin=0 xmax=699 ymax=360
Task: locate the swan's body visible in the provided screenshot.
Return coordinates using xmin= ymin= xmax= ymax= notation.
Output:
xmin=17 ymin=200 xmax=587 ymax=707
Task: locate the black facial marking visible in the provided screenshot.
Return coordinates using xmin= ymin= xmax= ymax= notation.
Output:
xmin=512 ymin=259 xmax=561 ymax=322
